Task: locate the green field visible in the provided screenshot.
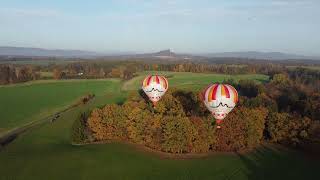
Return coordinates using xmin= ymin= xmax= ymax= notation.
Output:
xmin=0 ymin=72 xmax=318 ymax=180
xmin=0 ymin=60 xmax=78 ymax=65
xmin=123 ymin=71 xmax=269 ymax=91
xmin=39 ymin=71 xmax=54 ymax=79
xmin=286 ymin=65 xmax=320 ymax=70
xmin=0 ymin=79 xmax=119 ymax=131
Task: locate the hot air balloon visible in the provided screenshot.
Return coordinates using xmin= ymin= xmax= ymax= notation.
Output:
xmin=142 ymin=75 xmax=168 ymax=106
xmin=202 ymin=83 xmax=238 ymax=128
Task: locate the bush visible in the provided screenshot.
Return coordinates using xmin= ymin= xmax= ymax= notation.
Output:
xmin=172 ymin=90 xmax=209 ymax=117
xmin=71 ymin=113 xmax=89 ymax=143
xmin=188 ymin=116 xmax=216 ymax=153
xmin=265 ymin=112 xmax=311 ymax=146
xmin=214 ymin=107 xmax=268 ymax=151
xmin=161 ymin=116 xmax=193 ymax=153
xmin=87 ymin=104 xmax=127 ymax=141
xmin=238 ymin=80 xmax=265 ymax=98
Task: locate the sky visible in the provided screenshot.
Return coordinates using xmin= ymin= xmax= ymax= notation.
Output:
xmin=0 ymin=0 xmax=320 ymax=55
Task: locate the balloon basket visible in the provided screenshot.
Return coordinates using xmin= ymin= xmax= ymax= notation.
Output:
xmin=216 ymin=119 xmax=222 ymax=129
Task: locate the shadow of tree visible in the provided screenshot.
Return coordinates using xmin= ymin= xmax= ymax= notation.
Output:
xmin=236 ymin=145 xmax=319 ymax=180
xmin=172 ymin=90 xmax=209 ymax=117
xmin=138 ymin=89 xmax=150 ymax=102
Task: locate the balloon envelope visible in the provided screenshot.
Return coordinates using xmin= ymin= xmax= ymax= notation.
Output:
xmin=202 ymin=83 xmax=238 ymax=120
xmin=142 ymin=75 xmax=168 ymax=103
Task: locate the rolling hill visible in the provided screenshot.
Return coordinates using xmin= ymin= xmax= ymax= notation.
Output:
xmin=0 ymin=46 xmax=319 ymax=60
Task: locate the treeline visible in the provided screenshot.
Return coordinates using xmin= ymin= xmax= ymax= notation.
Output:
xmin=51 ymin=61 xmax=285 ymax=79
xmin=50 ymin=61 xmax=143 ymax=80
xmin=1 ymin=60 xmax=319 ymax=89
xmin=49 ymin=61 xmax=316 ymax=79
xmin=235 ymin=73 xmax=320 ymax=122
xmin=0 ymin=65 xmax=39 ymax=85
xmin=287 ymin=67 xmax=320 ymax=92
xmin=233 ymin=73 xmax=319 ymax=145
xmin=50 ymin=61 xmax=320 ymax=92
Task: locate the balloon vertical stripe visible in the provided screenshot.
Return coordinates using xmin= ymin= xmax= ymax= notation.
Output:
xmin=163 ymin=76 xmax=168 ymax=90
xmin=233 ymin=87 xmax=238 ymax=103
xmin=142 ymin=77 xmax=146 ymax=87
xmin=221 ymin=84 xmax=226 ymax=97
xmin=226 ymin=84 xmax=238 ymax=103
xmin=211 ymin=84 xmax=219 ymax=101
xmin=155 ymin=75 xmax=160 ymax=84
xmin=202 ymin=83 xmax=212 ymax=100
xmin=160 ymin=76 xmax=167 ymax=89
xmin=146 ymin=75 xmax=152 ymax=85
xmin=143 ymin=75 xmax=150 ymax=87
xmin=222 ymin=85 xmax=230 ymax=98
xmin=208 ymin=87 xmax=213 ymax=101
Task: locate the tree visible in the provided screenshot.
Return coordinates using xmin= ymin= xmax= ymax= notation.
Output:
xmin=188 ymin=116 xmax=216 ymax=153
xmin=265 ymin=112 xmax=311 ymax=146
xmin=53 ymin=68 xmax=63 ymax=79
xmin=238 ymin=80 xmax=264 ymax=98
xmin=271 ymin=73 xmax=290 ymax=85
xmin=215 ymin=107 xmax=268 ymax=151
xmin=71 ymin=113 xmax=89 ymax=143
xmin=109 ymin=68 xmax=121 ymax=78
xmin=161 ymin=115 xmax=193 ymax=153
xmin=99 ymin=68 xmax=105 ymax=77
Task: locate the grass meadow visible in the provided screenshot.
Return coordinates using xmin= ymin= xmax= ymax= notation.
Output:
xmin=122 ymin=71 xmax=269 ymax=91
xmin=0 ymin=79 xmax=120 ymax=131
xmin=0 ymin=72 xmax=318 ymax=180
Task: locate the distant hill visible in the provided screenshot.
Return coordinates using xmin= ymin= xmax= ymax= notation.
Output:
xmin=0 ymin=46 xmax=319 ymax=61
xmin=0 ymin=46 xmax=104 ymax=58
xmin=113 ymin=49 xmax=198 ymax=60
xmin=204 ymin=51 xmax=319 ymax=60
xmin=153 ymin=49 xmax=175 ymax=56
xmin=140 ymin=49 xmax=180 ymax=59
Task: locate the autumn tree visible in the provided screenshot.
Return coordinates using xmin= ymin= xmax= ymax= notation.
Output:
xmin=214 ymin=107 xmax=268 ymax=151
xmin=265 ymin=112 xmax=311 ymax=146
xmin=161 ymin=116 xmax=193 ymax=153
xmin=53 ymin=68 xmax=63 ymax=80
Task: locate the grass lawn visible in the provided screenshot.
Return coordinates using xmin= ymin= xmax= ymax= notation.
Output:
xmin=39 ymin=71 xmax=53 ymax=79
xmin=0 ymin=79 xmax=120 ymax=130
xmin=286 ymin=65 xmax=320 ymax=70
xmin=0 ymin=72 xmax=318 ymax=180
xmin=123 ymin=71 xmax=269 ymax=91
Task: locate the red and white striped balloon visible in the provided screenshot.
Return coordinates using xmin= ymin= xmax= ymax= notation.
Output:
xmin=142 ymin=75 xmax=168 ymax=105
xmin=202 ymin=83 xmax=238 ymax=127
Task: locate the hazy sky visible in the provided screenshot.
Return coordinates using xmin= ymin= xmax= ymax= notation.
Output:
xmin=0 ymin=0 xmax=319 ymax=55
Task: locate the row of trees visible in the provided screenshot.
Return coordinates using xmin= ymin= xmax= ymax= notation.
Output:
xmin=230 ymin=73 xmax=318 ymax=146
xmin=49 ymin=61 xmax=319 ymax=90
xmin=51 ymin=61 xmax=286 ymax=80
xmin=2 ymin=60 xmax=319 ymax=87
xmin=0 ymin=65 xmax=39 ymax=85
xmin=51 ymin=61 xmax=141 ymax=80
